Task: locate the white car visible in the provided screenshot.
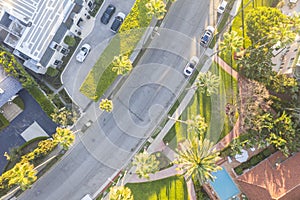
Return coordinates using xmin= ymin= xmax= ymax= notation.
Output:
xmin=217 ymin=1 xmax=228 ymax=14
xmin=183 ymin=56 xmax=199 ymax=76
xmin=76 ymin=44 xmax=91 ymax=62
xmin=200 ymin=26 xmax=215 ymax=47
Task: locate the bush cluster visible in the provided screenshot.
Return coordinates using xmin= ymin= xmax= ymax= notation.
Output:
xmin=234 ymin=146 xmax=276 ymax=175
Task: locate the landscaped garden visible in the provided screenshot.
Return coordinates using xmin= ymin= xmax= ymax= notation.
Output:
xmin=126 ymin=176 xmax=188 ymax=200
xmin=164 ymin=63 xmax=238 ymax=150
xmin=80 ymin=0 xmax=152 ymax=101
xmin=221 ymin=0 xmax=280 ymax=66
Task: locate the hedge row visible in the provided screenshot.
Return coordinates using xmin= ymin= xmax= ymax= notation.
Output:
xmin=234 ymin=146 xmax=276 ymax=175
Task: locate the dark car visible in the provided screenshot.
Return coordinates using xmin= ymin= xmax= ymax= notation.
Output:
xmin=110 ymin=12 xmax=126 ymax=33
xmin=101 ymin=4 xmax=116 ymax=24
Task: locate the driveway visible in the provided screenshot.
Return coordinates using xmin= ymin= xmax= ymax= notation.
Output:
xmin=0 ymin=89 xmax=57 ymax=173
xmin=61 ymin=0 xmax=136 ymax=110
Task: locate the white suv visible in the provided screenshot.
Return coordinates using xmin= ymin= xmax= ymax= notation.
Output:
xmin=217 ymin=1 xmax=228 ymax=14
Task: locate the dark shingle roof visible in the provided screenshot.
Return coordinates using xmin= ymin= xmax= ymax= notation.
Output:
xmin=0 ymin=76 xmax=22 ymax=108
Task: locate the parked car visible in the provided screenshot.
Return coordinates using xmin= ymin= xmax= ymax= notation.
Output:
xmin=183 ymin=56 xmax=199 ymax=76
xmin=200 ymin=26 xmax=215 ymax=47
xmin=217 ymin=0 xmax=228 ymax=14
xmin=76 ymin=44 xmax=91 ymax=62
xmin=101 ymin=4 xmax=116 ymax=24
xmin=110 ymin=12 xmax=126 ymax=33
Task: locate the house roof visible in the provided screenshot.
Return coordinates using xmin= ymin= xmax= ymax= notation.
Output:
xmin=0 ymin=67 xmax=22 ymax=107
xmin=237 ymin=151 xmax=300 ymax=200
xmin=1 ymin=0 xmax=74 ymax=62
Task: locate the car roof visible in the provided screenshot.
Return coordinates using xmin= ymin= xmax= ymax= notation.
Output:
xmin=117 ymin=12 xmax=126 ymax=19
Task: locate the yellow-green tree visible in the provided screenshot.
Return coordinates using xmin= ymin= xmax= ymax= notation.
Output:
xmin=99 ymin=99 xmax=113 ymax=112
xmin=53 ymin=128 xmax=75 ymax=150
xmin=109 ymin=185 xmax=134 ymax=200
xmin=1 ymin=160 xmax=37 ymax=190
xmin=112 ymin=55 xmax=133 ymax=75
xmin=195 ymin=71 xmax=220 ymax=96
xmin=174 ymin=137 xmax=221 ymax=185
xmin=132 ymin=150 xmax=159 ymax=179
xmin=145 ymin=0 xmax=166 ymax=20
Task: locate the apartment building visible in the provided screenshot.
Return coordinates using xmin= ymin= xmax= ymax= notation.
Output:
xmin=0 ymin=0 xmax=94 ymax=74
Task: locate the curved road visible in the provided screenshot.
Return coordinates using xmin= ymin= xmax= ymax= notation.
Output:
xmin=19 ymin=0 xmax=216 ymax=199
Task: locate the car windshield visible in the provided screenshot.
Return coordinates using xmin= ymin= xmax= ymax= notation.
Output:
xmin=106 ymin=8 xmax=114 ymax=14
xmin=82 ymin=47 xmax=88 ymax=53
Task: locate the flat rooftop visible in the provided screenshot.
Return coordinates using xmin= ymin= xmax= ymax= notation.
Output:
xmin=1 ymin=0 xmax=73 ymax=62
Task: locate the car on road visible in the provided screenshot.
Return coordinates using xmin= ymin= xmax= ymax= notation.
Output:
xmin=183 ymin=56 xmax=199 ymax=76
xmin=101 ymin=4 xmax=116 ymax=24
xmin=76 ymin=44 xmax=91 ymax=62
xmin=200 ymin=26 xmax=215 ymax=47
xmin=217 ymin=1 xmax=228 ymax=14
xmin=110 ymin=12 xmax=126 ymax=33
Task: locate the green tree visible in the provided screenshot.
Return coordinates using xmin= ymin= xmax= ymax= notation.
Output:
xmin=145 ymin=0 xmax=167 ymax=20
xmin=174 ymin=137 xmax=221 ymax=184
xmin=267 ymin=74 xmax=299 ymax=100
xmin=99 ymin=99 xmax=113 ymax=112
xmin=109 ymin=185 xmax=134 ymax=200
xmin=195 ymin=71 xmax=220 ymax=96
xmin=1 ymin=160 xmax=37 ymax=190
xmin=246 ymin=7 xmax=294 ymax=47
xmin=112 ymin=55 xmax=133 ymax=75
xmin=53 ymin=128 xmax=75 ymax=150
xmin=132 ymin=150 xmax=159 ymax=179
xmin=239 ymin=46 xmax=273 ymax=83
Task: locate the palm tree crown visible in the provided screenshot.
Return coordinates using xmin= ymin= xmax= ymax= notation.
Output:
xmin=174 ymin=137 xmax=221 ymax=185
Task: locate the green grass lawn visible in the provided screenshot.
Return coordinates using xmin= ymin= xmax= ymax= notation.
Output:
xmin=126 ymin=176 xmax=188 ymax=200
xmin=164 ymin=63 xmax=238 ymax=150
xmin=80 ymin=0 xmax=151 ymax=101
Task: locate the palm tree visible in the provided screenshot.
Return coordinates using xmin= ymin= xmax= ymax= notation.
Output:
xmin=132 ymin=150 xmax=159 ymax=179
xmin=3 ymin=160 xmax=37 ymax=190
xmin=195 ymin=71 xmax=220 ymax=96
xmin=99 ymin=98 xmax=113 ymax=112
xmin=145 ymin=0 xmax=167 ymax=20
xmin=219 ymin=31 xmax=243 ymax=58
xmin=53 ymin=128 xmax=75 ymax=150
xmin=112 ymin=55 xmax=133 ymax=75
xmin=174 ymin=137 xmax=221 ymax=185
xmin=109 ymin=185 xmax=134 ymax=200
xmin=168 ymin=115 xmax=207 ymax=139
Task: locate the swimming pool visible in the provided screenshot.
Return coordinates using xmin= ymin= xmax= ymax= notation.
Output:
xmin=209 ymin=167 xmax=240 ymax=200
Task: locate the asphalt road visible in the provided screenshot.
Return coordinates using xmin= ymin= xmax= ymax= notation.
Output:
xmin=19 ymin=0 xmax=215 ymax=199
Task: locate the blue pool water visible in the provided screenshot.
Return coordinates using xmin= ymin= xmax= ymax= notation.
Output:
xmin=209 ymin=167 xmax=240 ymax=200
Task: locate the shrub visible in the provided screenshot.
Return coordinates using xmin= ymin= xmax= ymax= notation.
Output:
xmin=12 ymin=96 xmax=24 ymax=110
xmin=46 ymin=67 xmax=59 ymax=77
xmin=64 ymin=35 xmax=76 ymax=47
xmin=250 ymin=156 xmax=261 ymax=166
xmin=262 ymin=148 xmax=272 ymax=157
xmin=0 ymin=114 xmax=9 ymax=131
xmin=234 ymin=166 xmax=243 ymax=175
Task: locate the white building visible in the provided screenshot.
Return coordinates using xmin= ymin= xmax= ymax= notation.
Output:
xmin=0 ymin=0 xmax=94 ymax=74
